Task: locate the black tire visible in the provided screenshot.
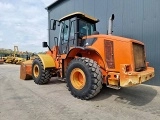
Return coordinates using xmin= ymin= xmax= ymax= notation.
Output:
xmin=66 ymin=57 xmax=102 ymax=100
xmin=32 ymin=58 xmax=52 ymax=85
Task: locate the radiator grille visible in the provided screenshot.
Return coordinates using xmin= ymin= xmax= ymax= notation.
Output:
xmin=133 ymin=43 xmax=146 ymax=72
xmin=104 ymin=40 xmax=115 ymax=69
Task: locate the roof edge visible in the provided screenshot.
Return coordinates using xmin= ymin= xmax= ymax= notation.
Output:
xmin=45 ymin=0 xmax=63 ymax=10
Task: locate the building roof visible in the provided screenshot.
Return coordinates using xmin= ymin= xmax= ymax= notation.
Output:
xmin=59 ymin=12 xmax=99 ymax=23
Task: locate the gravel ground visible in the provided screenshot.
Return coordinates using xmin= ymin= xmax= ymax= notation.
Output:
xmin=0 ymin=64 xmax=160 ymax=120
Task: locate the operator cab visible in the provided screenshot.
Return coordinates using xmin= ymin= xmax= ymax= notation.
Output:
xmin=57 ymin=12 xmax=99 ymax=54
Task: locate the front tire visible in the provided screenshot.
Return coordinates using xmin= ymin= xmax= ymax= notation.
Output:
xmin=32 ymin=58 xmax=52 ymax=85
xmin=66 ymin=57 xmax=102 ymax=100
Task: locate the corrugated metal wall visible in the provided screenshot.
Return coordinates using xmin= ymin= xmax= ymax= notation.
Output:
xmin=47 ymin=0 xmax=160 ymax=86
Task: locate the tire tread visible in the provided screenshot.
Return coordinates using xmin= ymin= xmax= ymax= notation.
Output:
xmin=66 ymin=57 xmax=102 ymax=100
xmin=33 ymin=58 xmax=52 ymax=85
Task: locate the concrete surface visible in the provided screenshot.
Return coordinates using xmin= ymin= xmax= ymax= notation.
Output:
xmin=0 ymin=64 xmax=160 ymax=120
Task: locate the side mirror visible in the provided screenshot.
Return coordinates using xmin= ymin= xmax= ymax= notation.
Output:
xmin=52 ymin=20 xmax=56 ymax=30
xmin=42 ymin=42 xmax=48 ymax=48
xmin=50 ymin=19 xmax=56 ymax=30
xmin=42 ymin=42 xmax=53 ymax=53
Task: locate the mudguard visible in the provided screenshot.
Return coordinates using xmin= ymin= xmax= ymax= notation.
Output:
xmin=37 ymin=54 xmax=55 ymax=69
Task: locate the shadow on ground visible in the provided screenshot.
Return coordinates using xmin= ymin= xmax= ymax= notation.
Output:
xmin=47 ymin=77 xmax=65 ymax=85
xmin=27 ymin=77 xmax=157 ymax=107
xmin=91 ymin=84 xmax=157 ymax=106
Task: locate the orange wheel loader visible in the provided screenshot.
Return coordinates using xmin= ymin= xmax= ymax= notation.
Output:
xmin=20 ymin=12 xmax=154 ymax=100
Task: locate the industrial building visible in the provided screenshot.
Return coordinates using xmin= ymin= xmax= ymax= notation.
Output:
xmin=46 ymin=0 xmax=160 ymax=86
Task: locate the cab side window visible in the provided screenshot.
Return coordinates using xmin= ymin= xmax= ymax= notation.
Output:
xmin=79 ymin=20 xmax=87 ymax=37
xmin=79 ymin=20 xmax=95 ymax=38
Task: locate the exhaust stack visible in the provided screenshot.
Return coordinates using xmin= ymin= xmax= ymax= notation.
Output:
xmin=108 ymin=14 xmax=115 ymax=35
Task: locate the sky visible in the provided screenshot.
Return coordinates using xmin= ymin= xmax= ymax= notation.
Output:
xmin=0 ymin=0 xmax=56 ymax=52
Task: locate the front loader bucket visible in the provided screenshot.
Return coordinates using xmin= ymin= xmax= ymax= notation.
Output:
xmin=20 ymin=60 xmax=33 ymax=80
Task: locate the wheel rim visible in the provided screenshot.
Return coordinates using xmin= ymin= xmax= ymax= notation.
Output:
xmin=33 ymin=65 xmax=39 ymax=78
xmin=70 ymin=68 xmax=86 ymax=90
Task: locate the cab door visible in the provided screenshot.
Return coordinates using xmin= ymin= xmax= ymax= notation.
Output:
xmin=59 ymin=20 xmax=69 ymax=54
xmin=59 ymin=19 xmax=77 ymax=54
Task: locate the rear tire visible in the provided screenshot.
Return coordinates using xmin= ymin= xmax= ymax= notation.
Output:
xmin=66 ymin=57 xmax=102 ymax=100
xmin=32 ymin=58 xmax=52 ymax=85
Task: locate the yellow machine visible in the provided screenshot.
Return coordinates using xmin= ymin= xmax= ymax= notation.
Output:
xmin=5 ymin=46 xmax=27 ymax=64
xmin=5 ymin=55 xmax=14 ymax=63
xmin=14 ymin=53 xmax=29 ymax=65
xmin=20 ymin=12 xmax=154 ymax=100
xmin=14 ymin=56 xmax=26 ymax=65
xmin=5 ymin=46 xmax=19 ymax=63
xmin=1 ymin=57 xmax=7 ymax=62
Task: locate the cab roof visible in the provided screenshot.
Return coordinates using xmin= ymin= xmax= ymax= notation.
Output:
xmin=59 ymin=12 xmax=99 ymax=23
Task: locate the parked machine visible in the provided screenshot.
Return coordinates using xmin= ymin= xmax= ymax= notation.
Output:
xmin=5 ymin=46 xmax=19 ymax=63
xmin=20 ymin=12 xmax=154 ymax=100
xmin=14 ymin=52 xmax=30 ymax=65
xmin=5 ymin=46 xmax=27 ymax=64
